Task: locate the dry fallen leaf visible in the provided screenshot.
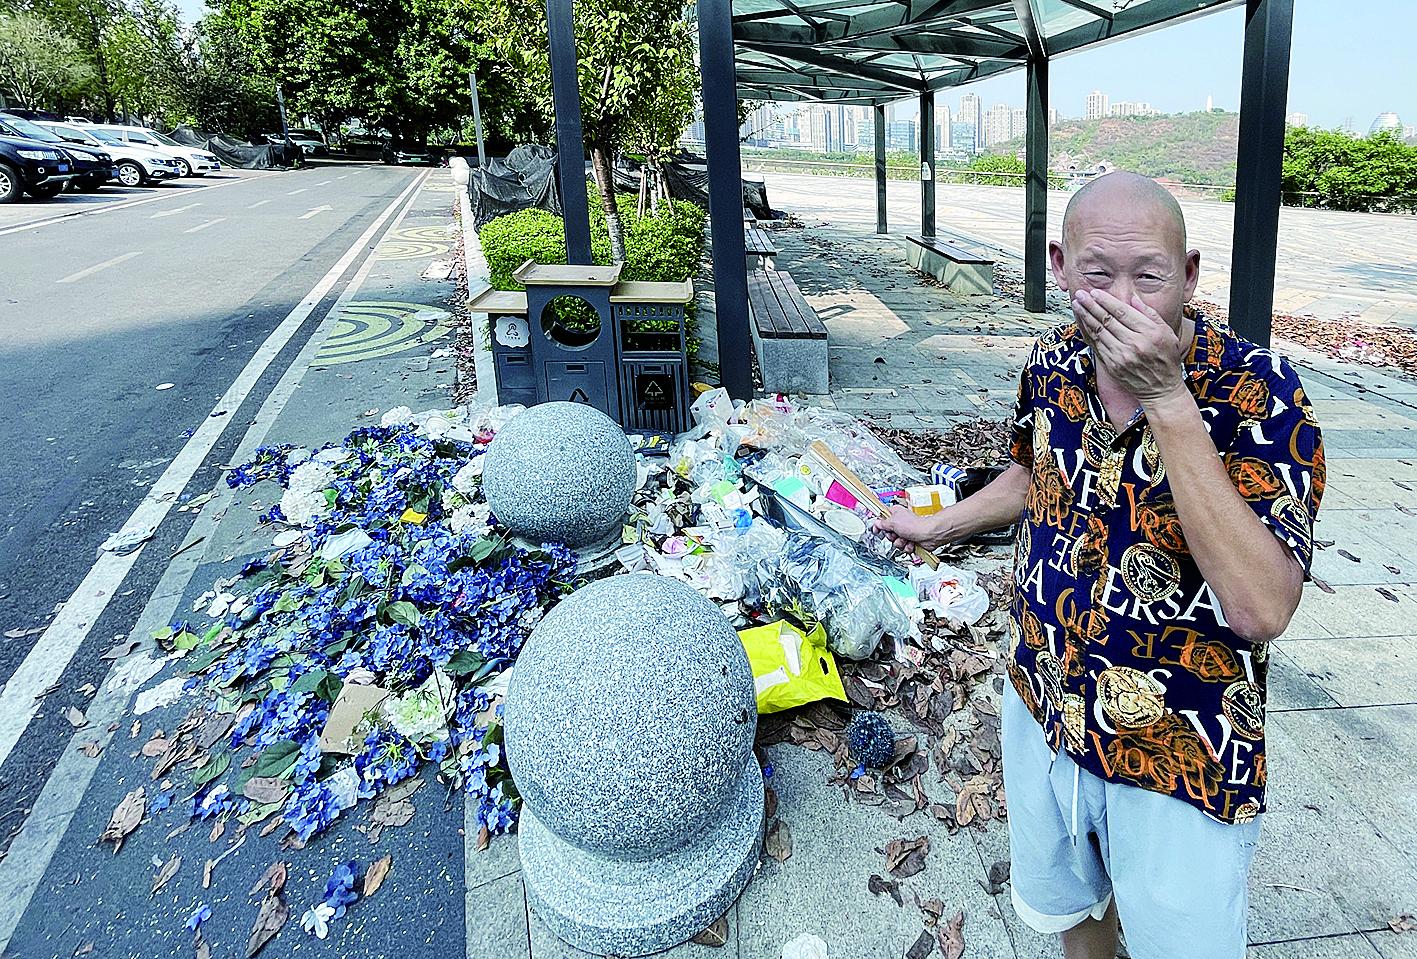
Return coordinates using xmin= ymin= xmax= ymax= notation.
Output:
xmin=203 ymin=859 xmax=215 ymax=889
xmin=242 ymin=777 xmax=290 ymax=805
xmin=936 ymin=910 xmax=965 ymax=959
xmin=248 ymin=862 xmax=288 ymax=898
xmin=80 ymin=742 xmax=103 ymax=758
xmin=64 ymin=707 xmax=88 ymax=728
xmin=868 ymin=873 xmax=904 ymax=907
xmin=1391 ymin=914 xmax=1417 ymax=934
xmin=691 ymin=915 xmax=728 ymax=947
xmin=3 ymin=626 xmax=45 ymax=639
xmin=99 ymin=787 xmax=145 ymax=853
xmin=246 ymin=892 xmax=289 ymax=957
xmin=474 ymin=825 xmax=490 ymax=852
xmin=74 ymin=942 xmax=94 ymax=956
xmin=882 ymin=835 xmax=930 ymax=879
xmin=764 ymin=819 xmax=793 ymax=863
xmin=906 ymin=928 xmax=934 ymax=959
xmin=150 ymin=854 xmax=181 ymax=896
xmin=195 ymin=930 xmax=211 ymax=959
xmin=363 ymin=854 xmax=392 ymax=898
xmin=979 ymin=859 xmax=1010 ymax=896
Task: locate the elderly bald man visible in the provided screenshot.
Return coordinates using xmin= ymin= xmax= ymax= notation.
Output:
xmin=878 ymin=172 xmax=1324 ymax=959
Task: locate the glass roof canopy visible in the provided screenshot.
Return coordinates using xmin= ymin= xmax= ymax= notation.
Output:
xmin=731 ymin=0 xmax=1242 ymax=104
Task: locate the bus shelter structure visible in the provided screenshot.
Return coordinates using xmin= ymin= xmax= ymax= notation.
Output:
xmin=546 ymin=0 xmax=1295 ymax=400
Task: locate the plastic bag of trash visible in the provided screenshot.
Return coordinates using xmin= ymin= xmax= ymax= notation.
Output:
xmin=781 ymin=933 xmax=828 ymax=959
xmin=739 ymin=401 xmax=924 ymax=489
xmin=911 ymin=563 xmax=990 ymax=625
xmin=757 ymin=532 xmax=913 ymax=660
xmin=739 ymin=620 xmax=846 ymax=714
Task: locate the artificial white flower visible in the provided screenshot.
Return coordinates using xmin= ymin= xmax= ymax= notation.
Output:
xmin=450 ymin=460 xmax=483 ymax=494
xmin=281 ymin=461 xmax=336 ymax=527
xmin=380 ymin=406 xmax=415 ymax=427
xmin=302 ymin=902 xmax=336 ymax=939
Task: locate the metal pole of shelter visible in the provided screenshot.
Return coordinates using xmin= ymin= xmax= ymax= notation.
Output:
xmin=468 ymin=70 xmax=487 ymax=169
xmin=1228 ymin=0 xmax=1293 ymax=346
xmin=275 ymin=85 xmax=290 ymax=141
xmin=699 ymin=0 xmax=754 ymax=401
xmin=919 ymin=90 xmax=935 ymax=238
xmin=874 ymin=103 xmax=888 ymax=234
xmin=1024 ymin=56 xmax=1049 ymax=313
xmin=546 ymin=0 xmax=593 ymax=265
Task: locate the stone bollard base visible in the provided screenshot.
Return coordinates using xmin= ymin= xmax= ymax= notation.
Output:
xmin=520 ymin=758 xmax=765 ymax=957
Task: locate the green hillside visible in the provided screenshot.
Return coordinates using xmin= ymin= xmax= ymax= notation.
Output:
xmin=988 ymin=110 xmax=1240 ymax=186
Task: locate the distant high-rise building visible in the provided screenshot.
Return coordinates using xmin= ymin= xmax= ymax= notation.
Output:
xmin=1111 ymin=101 xmax=1156 ymax=117
xmin=1368 ymin=112 xmax=1403 ymax=137
xmin=886 ymin=119 xmax=916 ymax=152
xmin=936 ymin=104 xmax=951 ymax=150
xmin=1010 ymin=107 xmax=1027 ymax=139
xmin=983 ymin=103 xmax=1012 ymax=147
xmin=1205 ymin=95 xmax=1214 ymax=112
xmin=1405 ymin=124 xmax=1417 ymax=141
xmin=960 ymin=93 xmax=983 ymax=152
xmin=1286 ymin=112 xmax=1309 ymax=127
xmin=1086 ymin=90 xmax=1110 ymax=120
xmin=949 ymin=121 xmax=974 ymax=152
xmin=1048 ymin=107 xmax=1058 ymax=128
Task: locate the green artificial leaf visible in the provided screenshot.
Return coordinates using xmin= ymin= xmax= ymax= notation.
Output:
xmin=152 ymin=626 xmax=174 ymax=642
xmin=186 ymin=645 xmax=223 ymax=674
xmin=238 ymin=799 xmax=284 ymax=826
xmin=272 ymin=593 xmax=303 ymax=614
xmin=252 ymin=740 xmax=302 ymax=780
xmin=386 ymin=601 xmax=421 ymax=628
xmin=468 ymin=538 xmax=497 ymax=563
xmin=173 ymin=630 xmax=202 ymax=651
xmin=324 ymin=488 xmax=337 ymax=508
xmin=192 ymin=751 xmax=231 ymax=787
xmin=290 ymin=669 xmax=330 ymax=695
xmin=445 ymin=651 xmax=487 ymax=676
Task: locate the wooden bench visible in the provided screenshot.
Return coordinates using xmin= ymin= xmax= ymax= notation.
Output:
xmin=744 ymin=226 xmax=778 ymax=269
xmin=746 ymin=269 xmax=828 ymax=395
xmin=905 ymin=234 xmax=995 ymax=295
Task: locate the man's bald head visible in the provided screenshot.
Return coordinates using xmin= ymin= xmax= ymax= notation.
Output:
xmin=1061 ymin=171 xmax=1187 ymax=259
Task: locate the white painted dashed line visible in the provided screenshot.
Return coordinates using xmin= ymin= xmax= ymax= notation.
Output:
xmin=335 ymin=175 xmax=348 ymax=180
xmin=248 ymin=198 xmax=272 ymax=209
xmin=150 ymin=203 xmax=200 ymax=219
xmin=316 ymin=179 xmax=332 ymax=186
xmin=56 ymin=251 xmax=142 ymax=284
xmin=183 ymin=217 xmax=227 ymax=234
xmin=287 ymin=188 xmax=307 ymax=195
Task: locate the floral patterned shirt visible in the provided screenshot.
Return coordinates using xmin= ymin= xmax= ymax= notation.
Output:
xmin=1006 ymin=314 xmax=1325 ymax=824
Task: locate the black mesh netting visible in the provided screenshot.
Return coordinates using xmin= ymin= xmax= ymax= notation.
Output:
xmin=168 ymin=125 xmax=297 ymax=170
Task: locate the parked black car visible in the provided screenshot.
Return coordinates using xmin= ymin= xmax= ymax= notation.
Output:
xmin=0 ymin=134 xmax=75 ymax=203
xmin=0 ymin=113 xmax=115 ymax=192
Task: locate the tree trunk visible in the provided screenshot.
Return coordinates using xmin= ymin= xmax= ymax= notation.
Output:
xmin=637 ymin=166 xmax=648 ymax=218
xmin=590 ymin=143 xmax=626 ymax=263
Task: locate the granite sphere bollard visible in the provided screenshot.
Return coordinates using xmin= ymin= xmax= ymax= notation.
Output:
xmin=505 ymin=573 xmax=764 ymax=956
xmin=480 ymin=401 xmax=636 ymax=550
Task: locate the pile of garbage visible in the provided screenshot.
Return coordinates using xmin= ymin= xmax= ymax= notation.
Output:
xmin=136 ymin=392 xmax=993 ymax=864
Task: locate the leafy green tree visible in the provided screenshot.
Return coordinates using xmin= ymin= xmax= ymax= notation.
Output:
xmin=466 ymin=0 xmax=699 ymax=263
xmin=0 ymin=11 xmax=94 ymax=109
xmin=1282 ymin=126 xmax=1417 ymax=212
xmin=33 ymin=0 xmax=121 ymax=119
xmin=103 ymin=0 xmax=194 ymax=125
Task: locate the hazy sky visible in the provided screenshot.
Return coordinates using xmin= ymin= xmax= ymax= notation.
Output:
xmin=174 ymin=0 xmax=1414 ymax=131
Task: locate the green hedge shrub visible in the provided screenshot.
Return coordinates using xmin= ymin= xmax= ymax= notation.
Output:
xmin=478 ymin=192 xmax=708 ymax=353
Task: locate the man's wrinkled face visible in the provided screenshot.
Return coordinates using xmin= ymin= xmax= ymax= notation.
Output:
xmin=1048 ymin=199 xmax=1200 ymax=346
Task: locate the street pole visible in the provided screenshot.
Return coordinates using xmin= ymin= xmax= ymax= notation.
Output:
xmin=546 ymin=0 xmax=593 ymax=265
xmin=275 ymin=85 xmax=290 ymax=141
xmin=468 ymin=70 xmax=487 ymax=169
xmin=1023 ymin=56 xmax=1049 ymax=313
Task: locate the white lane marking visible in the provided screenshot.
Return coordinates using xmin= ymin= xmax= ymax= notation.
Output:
xmin=0 ymin=175 xmax=269 ymax=238
xmin=336 ymin=174 xmax=348 ymax=180
xmin=55 ymin=251 xmax=142 ymax=284
xmin=183 ymin=217 xmax=227 ymax=234
xmin=316 ymin=179 xmax=332 ymax=186
xmin=0 ymin=169 xmax=430 ymax=953
xmin=299 ymin=205 xmax=333 ymax=220
xmin=150 ymin=203 xmax=200 ymax=219
xmin=248 ymin=198 xmax=272 ymax=209
xmin=0 ymin=170 xmax=427 ymax=777
xmin=287 ymin=187 xmax=306 ymax=195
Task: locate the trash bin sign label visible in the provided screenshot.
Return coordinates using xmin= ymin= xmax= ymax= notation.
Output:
xmin=636 ymin=372 xmax=673 ymax=411
xmin=495 ymin=316 xmax=530 ymax=348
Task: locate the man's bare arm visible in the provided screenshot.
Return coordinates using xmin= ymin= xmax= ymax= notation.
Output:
xmin=875 ymin=462 xmax=1031 ymax=550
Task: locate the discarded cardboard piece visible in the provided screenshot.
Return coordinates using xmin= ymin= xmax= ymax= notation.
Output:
xmin=318 ymin=683 xmax=393 ymax=755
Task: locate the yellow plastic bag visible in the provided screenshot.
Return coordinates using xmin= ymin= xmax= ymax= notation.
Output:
xmin=738 ymin=620 xmax=847 ymax=714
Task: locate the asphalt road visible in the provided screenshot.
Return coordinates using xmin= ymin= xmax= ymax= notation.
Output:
xmin=0 ymin=160 xmax=423 ymax=851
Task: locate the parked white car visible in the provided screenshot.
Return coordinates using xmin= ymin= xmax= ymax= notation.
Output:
xmin=83 ymin=124 xmax=221 ymax=177
xmin=41 ymin=122 xmax=184 ymax=187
